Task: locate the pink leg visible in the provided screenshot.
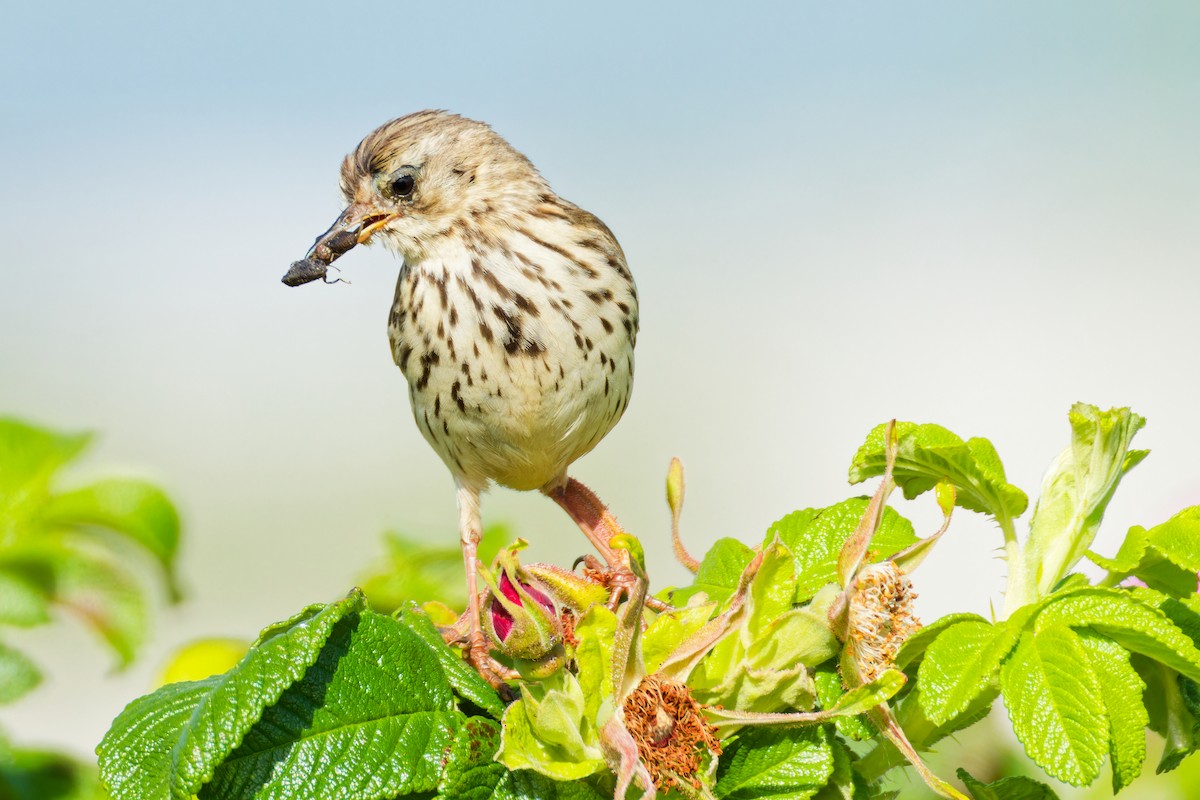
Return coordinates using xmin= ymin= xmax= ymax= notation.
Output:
xmin=545 ymin=477 xmax=623 ymax=565
xmin=455 ymin=481 xmax=515 ymax=687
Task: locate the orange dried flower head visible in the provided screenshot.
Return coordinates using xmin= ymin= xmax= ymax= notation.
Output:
xmin=621 ymin=674 xmax=721 ymax=792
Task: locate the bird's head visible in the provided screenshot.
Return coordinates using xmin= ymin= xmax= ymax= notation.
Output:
xmin=284 ymin=110 xmax=549 ymax=285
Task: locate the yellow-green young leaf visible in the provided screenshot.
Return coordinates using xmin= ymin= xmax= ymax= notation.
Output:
xmin=1076 ymin=632 xmax=1148 ymax=793
xmin=848 ymin=421 xmax=1028 ymax=526
xmin=715 ymin=724 xmax=834 ymax=800
xmin=957 ymin=768 xmax=1060 ymax=799
xmin=1087 ymin=526 xmax=1149 ymax=574
xmin=1000 ymin=626 xmax=1107 ymax=786
xmin=664 ymin=537 xmax=756 ymax=607
xmin=496 ymin=673 xmax=606 ymax=781
xmin=439 ymin=716 xmax=606 ymax=800
xmin=766 ymin=499 xmax=917 ymax=602
xmin=918 ymin=619 xmax=1019 ymax=725
xmin=1090 ymin=508 xmax=1200 ymax=598
xmin=1034 ymin=587 xmax=1200 ymax=685
xmin=642 ymin=602 xmax=715 ymax=675
xmin=1144 ymin=507 xmax=1200 ymax=573
xmin=573 ymin=606 xmax=617 ymax=722
xmin=827 ymin=670 xmax=905 ymax=717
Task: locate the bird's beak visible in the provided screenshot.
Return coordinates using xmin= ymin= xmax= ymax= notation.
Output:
xmin=281 ymin=203 xmax=399 ymax=287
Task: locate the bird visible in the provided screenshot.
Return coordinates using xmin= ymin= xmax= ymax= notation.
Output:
xmin=284 ymin=110 xmax=638 ymax=682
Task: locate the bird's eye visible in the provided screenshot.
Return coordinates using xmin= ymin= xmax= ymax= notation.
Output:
xmin=389 ymin=174 xmax=416 ymax=199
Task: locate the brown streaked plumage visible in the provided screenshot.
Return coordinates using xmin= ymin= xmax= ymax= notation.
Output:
xmin=286 ymin=110 xmax=638 ymax=683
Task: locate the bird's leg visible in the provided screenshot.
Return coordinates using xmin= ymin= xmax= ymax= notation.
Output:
xmin=455 ymin=481 xmax=517 ymax=688
xmin=546 ymin=477 xmax=622 ymax=565
xmin=548 ymin=476 xmax=658 ymax=609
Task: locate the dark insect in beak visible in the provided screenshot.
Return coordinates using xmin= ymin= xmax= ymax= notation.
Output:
xmin=282 ymin=220 xmax=361 ymax=287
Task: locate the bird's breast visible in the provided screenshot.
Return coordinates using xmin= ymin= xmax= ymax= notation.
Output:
xmin=385 ymin=220 xmax=636 ymax=490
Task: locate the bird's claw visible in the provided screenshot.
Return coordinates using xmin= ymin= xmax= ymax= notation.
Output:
xmin=465 ymin=630 xmax=519 ymax=689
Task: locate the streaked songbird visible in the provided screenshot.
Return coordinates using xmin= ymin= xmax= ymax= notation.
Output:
xmin=283 ymin=111 xmax=638 ymax=682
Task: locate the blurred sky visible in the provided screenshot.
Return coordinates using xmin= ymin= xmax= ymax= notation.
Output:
xmin=2 ymin=0 xmax=1199 ymax=783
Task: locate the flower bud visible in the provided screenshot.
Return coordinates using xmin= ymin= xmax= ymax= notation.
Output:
xmin=483 ymin=569 xmax=561 ymax=660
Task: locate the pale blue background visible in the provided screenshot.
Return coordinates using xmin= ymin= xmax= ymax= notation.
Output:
xmin=2 ymin=3 xmax=1198 ymax=792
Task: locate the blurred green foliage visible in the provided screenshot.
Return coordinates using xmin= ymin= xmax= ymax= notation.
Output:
xmin=0 ymin=416 xmax=182 ymax=799
xmin=359 ymin=524 xmax=509 ymax=613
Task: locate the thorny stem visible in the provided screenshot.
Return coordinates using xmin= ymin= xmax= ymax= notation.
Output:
xmin=1000 ymin=513 xmax=1036 ymax=618
xmin=868 ymin=708 xmax=970 ymax=800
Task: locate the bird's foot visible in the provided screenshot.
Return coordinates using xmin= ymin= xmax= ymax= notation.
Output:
xmin=574 ymin=554 xmax=672 ymax=613
xmin=465 ymin=629 xmax=520 ymax=690
xmin=439 ymin=612 xmax=520 ymax=690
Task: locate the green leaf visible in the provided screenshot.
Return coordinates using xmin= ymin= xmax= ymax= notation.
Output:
xmin=892 ymin=613 xmax=989 ymax=671
xmin=893 ymin=678 xmax=999 ymax=753
xmin=715 ymin=724 xmax=834 ymax=800
xmin=1142 ymin=507 xmax=1200 ymax=573
xmin=203 ymin=610 xmax=464 ymax=799
xmin=40 ymin=478 xmax=182 ymax=597
xmin=1089 ymin=508 xmax=1200 ymax=597
xmin=1000 ymin=626 xmax=1107 ymax=786
xmin=396 ymin=606 xmax=504 ymax=719
xmin=44 ymin=540 xmax=149 ymax=667
xmin=0 ymin=641 xmax=41 ymax=704
xmin=0 ymin=747 xmax=108 ymax=800
xmin=814 ymin=668 xmax=874 ymax=742
xmin=767 ymin=499 xmax=918 ymax=602
xmin=642 ymin=601 xmax=716 ymax=675
xmin=0 ymin=568 xmax=50 ymax=627
xmin=826 ymin=670 xmax=905 ymax=717
xmin=848 ymin=421 xmax=1028 ymax=527
xmin=957 ymin=768 xmax=1060 ymax=800
xmin=1034 ymin=587 xmax=1200 ymax=685
xmin=1136 ymin=656 xmax=1200 ymax=774
xmin=691 ymin=548 xmax=834 ymax=714
xmin=1016 ymin=404 xmax=1147 ymax=605
xmin=666 ymin=537 xmax=755 ymax=607
xmin=437 ymin=715 xmax=605 ymax=800
xmin=812 ymin=737 xmax=870 ymax=800
xmin=0 ymin=418 xmax=91 ymax=536
xmin=438 ymin=716 xmax=509 ymax=799
xmin=1076 ymin=631 xmax=1147 ymax=793
xmin=918 ymin=619 xmax=1018 ymax=725
xmin=0 ymin=539 xmax=148 ymax=662
xmin=1129 ymin=587 xmax=1200 ymax=646
xmin=361 ymin=524 xmax=509 ymax=612
xmin=495 ymin=692 xmax=605 ymax=781
xmin=98 ymin=592 xmax=365 ymax=800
